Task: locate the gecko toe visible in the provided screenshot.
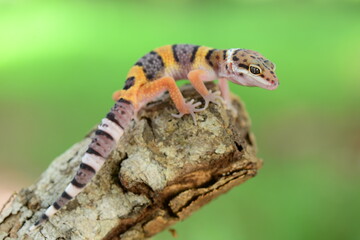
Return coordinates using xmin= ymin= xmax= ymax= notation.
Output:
xmin=171 ymin=99 xmax=202 ymax=124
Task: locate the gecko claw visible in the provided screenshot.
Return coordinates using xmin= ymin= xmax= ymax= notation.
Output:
xmin=198 ymin=90 xmax=224 ymax=111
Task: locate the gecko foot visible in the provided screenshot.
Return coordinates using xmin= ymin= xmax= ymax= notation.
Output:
xmin=171 ymin=99 xmax=202 ymax=125
xmin=198 ymin=90 xmax=224 ymax=111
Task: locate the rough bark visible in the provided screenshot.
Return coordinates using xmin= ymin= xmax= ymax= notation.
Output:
xmin=0 ymin=83 xmax=262 ymax=240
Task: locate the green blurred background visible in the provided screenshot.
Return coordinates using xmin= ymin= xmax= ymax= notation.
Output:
xmin=1 ymin=0 xmax=360 ymax=239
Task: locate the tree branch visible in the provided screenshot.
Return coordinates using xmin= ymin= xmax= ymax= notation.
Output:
xmin=0 ymin=83 xmax=262 ymax=240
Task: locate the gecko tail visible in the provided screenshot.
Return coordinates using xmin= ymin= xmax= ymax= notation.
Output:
xmin=30 ymin=98 xmax=134 ymax=230
xmin=29 ymin=214 xmax=48 ymax=231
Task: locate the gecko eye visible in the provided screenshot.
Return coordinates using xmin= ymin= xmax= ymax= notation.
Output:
xmin=249 ymin=65 xmax=262 ymax=75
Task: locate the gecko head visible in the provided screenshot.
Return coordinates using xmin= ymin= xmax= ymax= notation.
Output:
xmin=223 ymin=49 xmax=279 ymax=90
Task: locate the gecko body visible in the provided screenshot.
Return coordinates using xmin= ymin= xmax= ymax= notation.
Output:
xmin=31 ymin=44 xmax=279 ymax=230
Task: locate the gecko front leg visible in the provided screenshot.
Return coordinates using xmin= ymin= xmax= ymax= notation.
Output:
xmin=137 ymin=76 xmax=203 ymax=124
xmin=219 ymin=77 xmax=232 ymax=108
xmin=219 ymin=77 xmax=238 ymax=116
xmin=188 ymin=69 xmax=224 ymax=111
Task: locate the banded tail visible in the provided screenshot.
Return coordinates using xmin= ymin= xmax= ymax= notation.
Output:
xmin=30 ymin=98 xmax=134 ymax=230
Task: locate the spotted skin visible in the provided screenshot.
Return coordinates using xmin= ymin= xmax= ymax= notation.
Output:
xmin=135 ymin=51 xmax=164 ymax=80
xmin=172 ymin=44 xmax=199 ymax=65
xmin=31 ymin=44 xmax=279 ymax=230
xmin=123 ymin=77 xmax=135 ymax=90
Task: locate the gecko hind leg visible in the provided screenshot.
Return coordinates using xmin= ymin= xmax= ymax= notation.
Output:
xmin=219 ymin=77 xmax=238 ymax=117
xmin=112 ymin=89 xmax=126 ymax=101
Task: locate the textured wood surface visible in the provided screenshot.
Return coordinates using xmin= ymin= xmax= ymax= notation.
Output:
xmin=0 ymin=83 xmax=262 ymax=240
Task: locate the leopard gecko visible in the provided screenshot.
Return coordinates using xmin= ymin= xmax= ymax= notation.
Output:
xmin=30 ymin=44 xmax=279 ymax=230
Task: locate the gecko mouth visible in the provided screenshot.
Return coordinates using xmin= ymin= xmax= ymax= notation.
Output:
xmin=231 ymin=70 xmax=278 ymax=90
xmin=250 ymin=75 xmax=279 ymax=90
